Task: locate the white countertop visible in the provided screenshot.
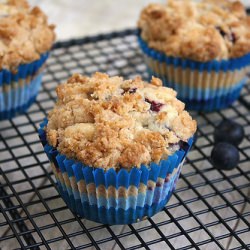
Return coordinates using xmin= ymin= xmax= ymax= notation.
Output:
xmin=30 ymin=0 xmax=250 ymax=41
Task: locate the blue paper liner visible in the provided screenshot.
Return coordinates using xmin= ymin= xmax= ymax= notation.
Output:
xmin=138 ymin=35 xmax=250 ymax=111
xmin=38 ymin=119 xmax=194 ymax=225
xmin=0 ymin=53 xmax=49 ymax=120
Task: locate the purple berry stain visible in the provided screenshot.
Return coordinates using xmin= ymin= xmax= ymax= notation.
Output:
xmin=145 ymin=98 xmax=164 ymax=112
xmin=165 ymin=174 xmax=171 ymax=183
xmin=179 ymin=140 xmax=189 ymax=152
xmin=156 ymin=182 xmax=162 ymax=187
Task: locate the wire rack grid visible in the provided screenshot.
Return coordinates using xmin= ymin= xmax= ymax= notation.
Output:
xmin=0 ymin=29 xmax=249 ymax=250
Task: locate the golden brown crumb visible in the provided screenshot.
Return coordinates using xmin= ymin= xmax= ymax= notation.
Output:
xmin=138 ymin=0 xmax=250 ymax=61
xmin=0 ymin=0 xmax=55 ymax=71
xmin=46 ymin=73 xmax=197 ymax=170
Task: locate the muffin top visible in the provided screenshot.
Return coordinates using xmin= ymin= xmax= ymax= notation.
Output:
xmin=138 ymin=0 xmax=250 ymax=62
xmin=0 ymin=0 xmax=55 ymax=71
xmin=46 ymin=72 xmax=197 ymax=170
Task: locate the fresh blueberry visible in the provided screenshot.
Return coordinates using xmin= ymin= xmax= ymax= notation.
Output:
xmin=211 ymin=142 xmax=239 ymax=170
xmin=214 ymin=120 xmax=244 ymax=146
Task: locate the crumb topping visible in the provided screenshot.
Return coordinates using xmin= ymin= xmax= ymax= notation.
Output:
xmin=138 ymin=0 xmax=250 ymax=61
xmin=0 ymin=0 xmax=55 ymax=71
xmin=46 ymin=72 xmax=197 ymax=170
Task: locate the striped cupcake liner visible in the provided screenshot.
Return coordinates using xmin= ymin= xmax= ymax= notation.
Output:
xmin=38 ymin=119 xmax=193 ymax=225
xmin=0 ymin=53 xmax=49 ymax=120
xmin=138 ymin=35 xmax=250 ymax=111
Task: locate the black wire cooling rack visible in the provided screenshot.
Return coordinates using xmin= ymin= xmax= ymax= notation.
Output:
xmin=0 ymin=29 xmax=249 ymax=250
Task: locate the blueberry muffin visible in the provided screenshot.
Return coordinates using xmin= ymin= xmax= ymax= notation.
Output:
xmin=138 ymin=0 xmax=250 ymax=111
xmin=0 ymin=0 xmax=55 ymax=119
xmin=39 ymin=72 xmax=196 ymax=224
